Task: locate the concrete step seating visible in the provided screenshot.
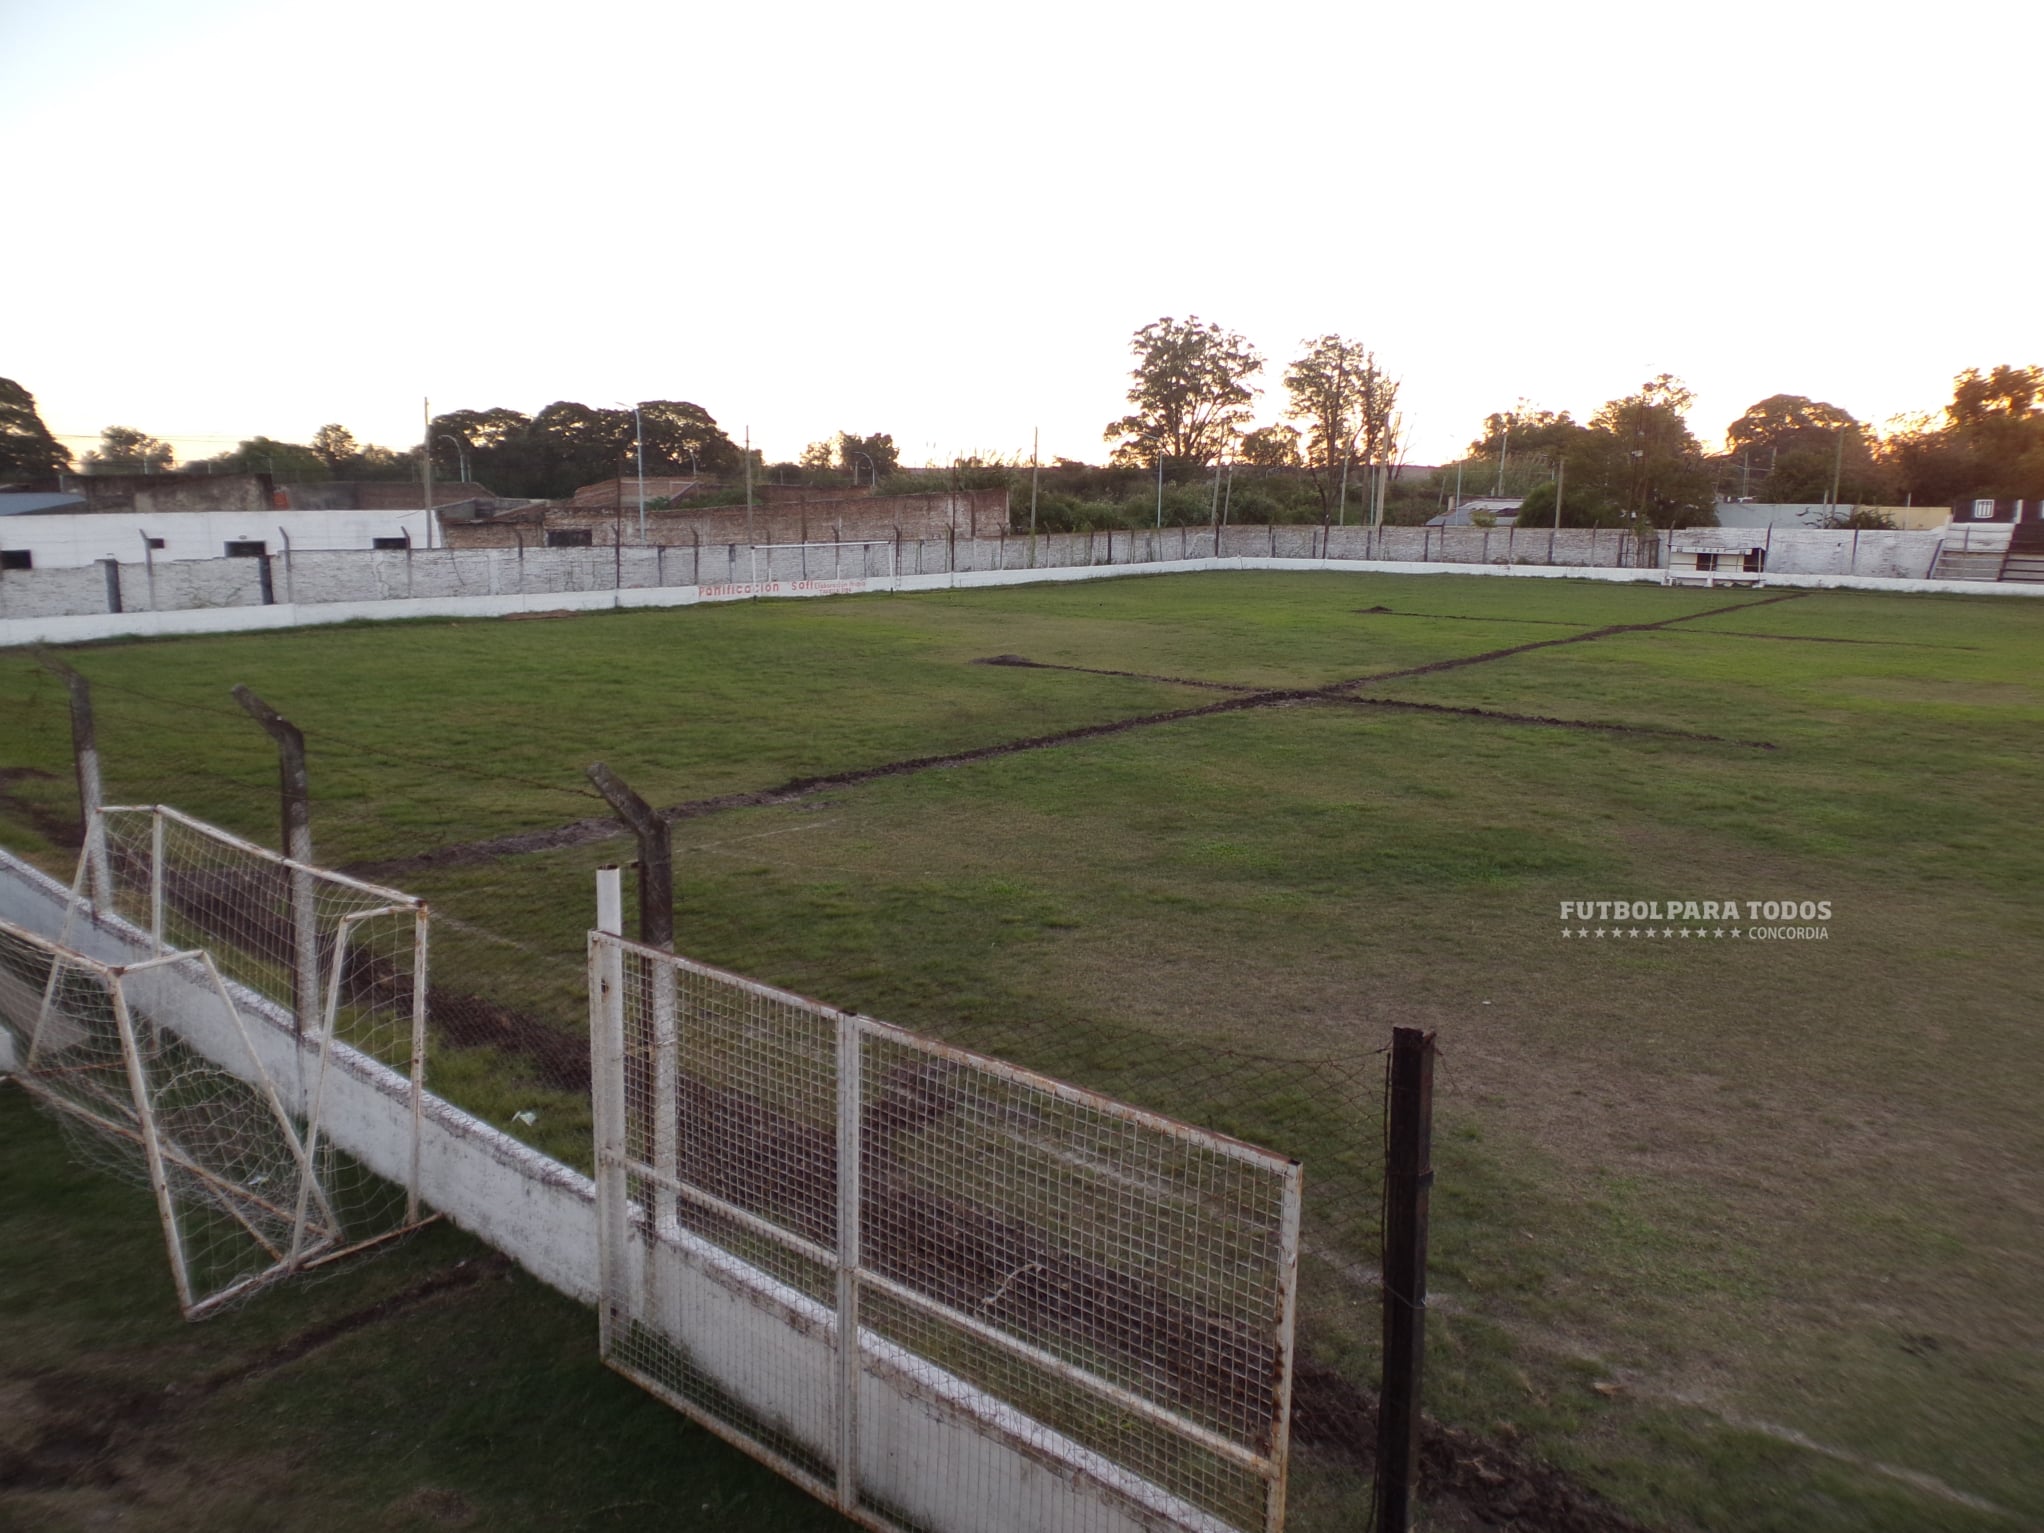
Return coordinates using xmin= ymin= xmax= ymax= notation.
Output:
xmin=1930 ymin=547 xmax=2008 ymax=581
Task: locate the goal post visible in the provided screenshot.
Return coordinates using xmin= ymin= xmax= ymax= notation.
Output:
xmin=67 ymin=803 xmax=435 ymax=1259
xmin=744 ymin=540 xmax=897 ymax=590
xmin=1 ymin=918 xmax=343 ymax=1318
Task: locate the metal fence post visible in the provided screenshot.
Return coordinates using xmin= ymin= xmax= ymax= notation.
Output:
xmin=591 ymin=866 xmax=629 ymax=1357
xmin=232 ymin=685 xmax=318 ymax=1041
xmin=586 ymin=761 xmax=678 ymax=1268
xmin=836 ymin=1013 xmax=864 ymax=1511
xmin=35 ymin=654 xmax=110 ymax=908
xmin=1375 ymin=1025 xmax=1437 ymax=1533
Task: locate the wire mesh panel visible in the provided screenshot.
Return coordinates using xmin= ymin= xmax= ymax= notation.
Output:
xmin=0 ymin=919 xmax=337 ymax=1319
xmin=591 ymin=931 xmax=1302 ymax=1533
xmin=77 ymin=805 xmax=431 ymax=1250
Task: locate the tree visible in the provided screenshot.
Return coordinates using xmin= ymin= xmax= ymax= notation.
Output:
xmin=832 ymin=431 xmax=899 ymax=484
xmin=1104 ymin=316 xmax=1263 ymax=470
xmin=1282 ymin=335 xmax=1396 ymax=514
xmin=637 ymin=400 xmax=740 ymax=476
xmin=82 ymin=425 xmax=175 ymax=474
xmin=1237 ymin=424 xmax=1301 ymax=472
xmin=799 ymin=440 xmax=835 ymax=472
xmin=311 ymin=423 xmax=357 ymax=473
xmin=201 ymin=436 xmax=327 ymax=481
xmin=1877 ymin=367 xmax=2044 ymax=504
xmin=1944 ymin=365 xmax=2044 ymax=497
xmin=0 ymin=378 xmax=71 ymax=477
xmin=1716 ymin=394 xmax=1891 ymax=503
xmin=1586 ymin=375 xmax=1715 ymax=530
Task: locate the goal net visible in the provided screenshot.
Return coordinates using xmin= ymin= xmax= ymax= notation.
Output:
xmin=0 ymin=918 xmax=341 ymax=1318
xmin=72 ymin=804 xmax=432 ymax=1257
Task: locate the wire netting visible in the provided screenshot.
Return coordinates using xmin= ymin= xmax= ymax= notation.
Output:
xmin=82 ymin=806 xmax=429 ymax=1252
xmin=596 ymin=935 xmax=1305 ymax=1533
xmin=0 ymin=920 xmax=333 ymax=1318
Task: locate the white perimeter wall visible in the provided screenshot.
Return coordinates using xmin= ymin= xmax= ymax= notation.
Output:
xmin=4 ymin=536 xmax=2039 ymax=647
xmin=0 ymin=850 xmax=1230 ymax=1533
xmin=0 ymin=509 xmax=441 ymax=569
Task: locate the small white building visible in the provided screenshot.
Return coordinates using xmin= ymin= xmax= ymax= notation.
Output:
xmin=1667 ymin=537 xmax=1767 ymax=585
xmin=0 ymin=507 xmax=441 ymax=571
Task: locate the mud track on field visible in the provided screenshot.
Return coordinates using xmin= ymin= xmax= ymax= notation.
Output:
xmin=975 ymin=654 xmax=1773 ymax=748
xmin=1352 ymin=604 xmax=1980 ymax=650
xmin=352 ymin=593 xmax=1799 ymax=880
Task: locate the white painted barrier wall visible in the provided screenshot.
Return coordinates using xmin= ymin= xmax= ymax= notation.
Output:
xmin=0 ymin=849 xmax=1224 ymax=1533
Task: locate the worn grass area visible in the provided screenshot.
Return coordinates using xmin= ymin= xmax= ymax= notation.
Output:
xmin=0 ymin=1087 xmax=851 ymax=1532
xmin=4 ymin=571 xmax=2041 ymax=1531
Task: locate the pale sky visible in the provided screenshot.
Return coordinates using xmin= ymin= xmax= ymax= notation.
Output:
xmin=5 ymin=0 xmax=2037 ymax=474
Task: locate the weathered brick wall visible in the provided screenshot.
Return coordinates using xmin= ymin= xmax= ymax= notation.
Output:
xmin=442 ymin=490 xmax=1010 ymax=550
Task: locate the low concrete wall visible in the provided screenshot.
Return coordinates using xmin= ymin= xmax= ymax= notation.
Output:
xmin=0 ymin=850 xmax=1215 ymax=1533
xmin=5 ymin=527 xmax=2038 ymax=645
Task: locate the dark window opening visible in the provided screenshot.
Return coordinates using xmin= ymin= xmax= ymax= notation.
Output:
xmin=545 ymin=528 xmax=594 ymax=548
xmin=1694 ymin=552 xmax=1719 ymax=572
xmin=145 ymin=536 xmax=166 ymax=550
xmin=0 ymin=549 xmax=30 ymax=571
xmin=372 ymin=536 xmax=410 ymax=550
xmin=1742 ymin=549 xmax=1765 ymax=573
xmin=224 ymin=540 xmax=267 ymax=558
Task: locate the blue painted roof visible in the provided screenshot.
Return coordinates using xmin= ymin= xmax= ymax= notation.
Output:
xmin=0 ymin=492 xmax=87 ymax=515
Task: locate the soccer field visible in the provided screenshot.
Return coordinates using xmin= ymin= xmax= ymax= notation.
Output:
xmin=4 ymin=570 xmax=2041 ymax=1532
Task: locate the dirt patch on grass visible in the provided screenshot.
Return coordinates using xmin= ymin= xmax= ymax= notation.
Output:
xmin=1292 ymin=1358 xmax=1651 ymax=1532
xmin=1324 ymin=593 xmax=1809 ymax=691
xmin=188 ymin=1253 xmax=512 ymax=1398
xmin=974 ymin=653 xmax=1260 ymax=692
xmin=1325 ymin=693 xmax=1773 ymax=748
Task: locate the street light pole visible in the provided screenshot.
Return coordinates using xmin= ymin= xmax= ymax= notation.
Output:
xmin=853 ymin=451 xmax=876 ymax=489
xmin=616 ymin=401 xmax=647 ymax=542
xmin=436 ymin=434 xmax=469 ymax=485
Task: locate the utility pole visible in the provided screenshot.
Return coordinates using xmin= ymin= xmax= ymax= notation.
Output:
xmin=635 ymin=403 xmax=647 ymax=543
xmin=1028 ymin=427 xmax=1039 ymax=551
xmin=421 ymin=397 xmax=433 ymax=523
xmin=744 ymin=425 xmax=755 ymax=571
xmin=1156 ymin=445 xmax=1164 ymax=529
xmin=1828 ymin=426 xmax=1847 ymax=510
xmin=1554 ymin=454 xmax=1566 ymax=527
xmin=1495 ymin=423 xmax=1509 ymax=496
xmin=1337 ymin=450 xmax=1351 ymax=526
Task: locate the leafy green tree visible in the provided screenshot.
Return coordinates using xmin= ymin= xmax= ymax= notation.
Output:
xmin=638 ymin=400 xmax=740 ymax=476
xmin=83 ymin=425 xmax=175 ymax=474
xmin=1880 ymin=366 xmax=2043 ymax=504
xmin=1283 ymin=335 xmax=1397 ymax=515
xmin=0 ymin=378 xmax=71 ymax=476
xmin=1716 ymin=394 xmax=1891 ymax=503
xmin=1237 ymin=424 xmax=1301 ymax=472
xmin=1586 ymin=376 xmax=1716 ymax=530
xmin=202 ymin=436 xmax=327 ymax=481
xmin=1104 ymin=316 xmax=1263 ymax=470
xmin=833 ymin=431 xmax=898 ymax=484
xmin=1515 ymin=477 xmax=1623 ymax=528
xmin=311 ymin=423 xmax=357 ymax=473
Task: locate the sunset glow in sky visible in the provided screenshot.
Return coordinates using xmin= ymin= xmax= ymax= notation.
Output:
xmin=5 ymin=0 xmax=2037 ymax=472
